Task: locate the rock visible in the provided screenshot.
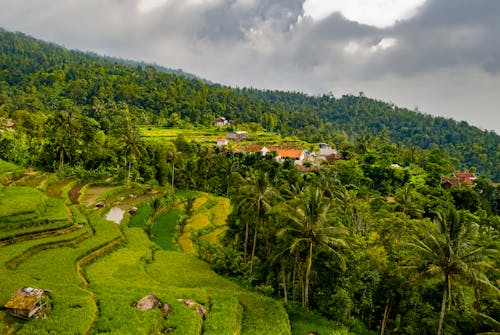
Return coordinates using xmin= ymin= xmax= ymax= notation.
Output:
xmin=134 ymin=295 xmax=161 ymax=311
xmin=161 ymin=303 xmax=172 ymax=317
xmin=196 ymin=304 xmax=208 ymax=319
xmin=164 ymin=327 xmax=175 ymax=333
xmin=177 ymin=299 xmax=208 ymax=319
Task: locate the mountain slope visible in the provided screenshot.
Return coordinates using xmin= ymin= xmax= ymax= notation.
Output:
xmin=1 ymin=28 xmax=499 ymax=179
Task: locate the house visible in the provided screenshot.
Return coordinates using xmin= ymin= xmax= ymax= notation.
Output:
xmin=4 ymin=287 xmax=51 ymax=319
xmin=441 ymin=172 xmax=477 ymax=189
xmin=453 ymin=172 xmax=476 ymax=185
xmin=217 ymin=138 xmax=228 ymax=147
xmin=275 ymin=149 xmax=305 ymax=164
xmin=249 ymin=144 xmax=269 ymax=156
xmin=214 ymin=117 xmax=228 ymax=127
xmin=226 ymin=131 xmax=248 ymax=142
xmin=317 ymin=143 xmax=341 ymax=163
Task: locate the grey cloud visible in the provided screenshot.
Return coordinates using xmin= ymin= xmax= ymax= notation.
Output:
xmin=374 ymin=0 xmax=500 ymax=76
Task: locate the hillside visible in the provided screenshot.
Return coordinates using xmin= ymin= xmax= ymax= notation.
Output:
xmin=0 ymin=28 xmax=499 ymax=335
xmin=0 ymin=161 xmax=294 ymax=335
xmin=0 ymin=28 xmax=499 ymax=180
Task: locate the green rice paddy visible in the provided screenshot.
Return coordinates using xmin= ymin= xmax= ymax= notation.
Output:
xmin=0 ymin=161 xmax=295 ymax=334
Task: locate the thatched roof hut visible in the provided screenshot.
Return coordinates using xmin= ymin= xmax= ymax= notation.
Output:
xmin=4 ymin=287 xmax=51 ymax=319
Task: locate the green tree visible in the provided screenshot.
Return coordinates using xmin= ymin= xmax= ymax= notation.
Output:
xmin=236 ymin=170 xmax=279 ymax=280
xmin=408 ymin=207 xmax=498 ymax=335
xmin=279 ymin=187 xmax=347 ymax=308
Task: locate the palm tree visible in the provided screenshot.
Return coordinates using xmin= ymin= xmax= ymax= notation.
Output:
xmin=167 ymin=145 xmax=182 ymax=188
xmin=408 ymin=207 xmax=497 ymax=335
xmin=236 ymin=170 xmax=279 ymax=279
xmin=279 ymin=186 xmax=348 ymax=308
xmin=121 ymin=120 xmax=142 ymax=183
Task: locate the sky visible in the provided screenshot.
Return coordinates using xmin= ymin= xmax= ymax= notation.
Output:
xmin=1 ymin=0 xmax=499 ymax=133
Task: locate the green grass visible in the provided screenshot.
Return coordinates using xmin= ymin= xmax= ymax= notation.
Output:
xmin=128 ymin=204 xmax=153 ymax=228
xmin=0 ymin=158 xmax=22 ymax=176
xmin=0 ymin=186 xmax=46 ymax=223
xmin=151 ymin=210 xmax=181 ymax=251
xmin=288 ymin=309 xmax=351 ymax=335
xmin=0 ymin=180 xmax=292 ymax=334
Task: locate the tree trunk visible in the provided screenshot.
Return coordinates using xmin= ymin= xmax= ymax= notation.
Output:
xmin=292 ymin=250 xmax=298 ymax=303
xmin=282 ymin=264 xmax=288 ymax=306
xmin=127 ymin=160 xmax=132 ymax=183
xmin=243 ymin=221 xmax=249 ymax=263
xmin=437 ymin=274 xmax=448 ymax=335
xmin=171 ymin=160 xmax=175 ymax=188
xmin=304 ymin=240 xmax=313 ymax=309
xmin=380 ymin=296 xmax=391 ymax=335
xmin=59 ymin=149 xmax=64 ymax=171
xmin=474 ymin=285 xmax=482 ymax=335
xmin=249 ymin=220 xmax=259 ymax=280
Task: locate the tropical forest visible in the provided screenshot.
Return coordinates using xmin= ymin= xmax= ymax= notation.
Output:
xmin=0 ymin=29 xmax=499 ymax=335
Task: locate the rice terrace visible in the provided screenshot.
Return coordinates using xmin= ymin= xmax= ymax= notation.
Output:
xmin=0 ymin=158 xmax=320 ymax=335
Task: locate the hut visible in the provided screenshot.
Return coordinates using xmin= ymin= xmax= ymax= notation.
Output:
xmin=4 ymin=287 xmax=51 ymax=319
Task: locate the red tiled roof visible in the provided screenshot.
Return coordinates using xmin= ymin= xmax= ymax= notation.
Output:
xmin=453 ymin=172 xmax=476 ymax=179
xmin=276 ymin=149 xmax=303 ymax=159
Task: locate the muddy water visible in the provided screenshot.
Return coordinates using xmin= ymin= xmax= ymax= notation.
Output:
xmin=105 ymin=206 xmax=126 ymax=224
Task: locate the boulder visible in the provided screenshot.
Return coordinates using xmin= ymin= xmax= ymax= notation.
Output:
xmin=177 ymin=299 xmax=208 ymax=319
xmin=134 ymin=295 xmax=161 ymax=311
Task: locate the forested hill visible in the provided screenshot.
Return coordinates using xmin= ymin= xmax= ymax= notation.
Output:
xmin=1 ymin=29 xmax=499 ymax=180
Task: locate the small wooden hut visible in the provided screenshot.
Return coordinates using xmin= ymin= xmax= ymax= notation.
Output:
xmin=4 ymin=287 xmax=51 ymax=319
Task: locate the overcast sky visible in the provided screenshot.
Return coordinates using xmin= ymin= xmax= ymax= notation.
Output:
xmin=1 ymin=0 xmax=499 ymax=133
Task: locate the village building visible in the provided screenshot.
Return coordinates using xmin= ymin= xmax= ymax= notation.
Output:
xmin=4 ymin=287 xmax=51 ymax=319
xmin=317 ymin=143 xmax=341 ymax=163
xmin=441 ymin=172 xmax=477 ymax=189
xmin=226 ymin=131 xmax=248 ymax=142
xmin=248 ymin=144 xmax=269 ymax=156
xmin=275 ymin=149 xmax=306 ymax=165
xmin=217 ymin=138 xmax=228 ymax=147
xmin=214 ymin=117 xmax=228 ymax=127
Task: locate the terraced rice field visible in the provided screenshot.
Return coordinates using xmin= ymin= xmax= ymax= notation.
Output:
xmin=0 ymin=162 xmax=292 ymax=334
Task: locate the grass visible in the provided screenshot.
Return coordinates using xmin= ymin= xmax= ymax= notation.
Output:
xmin=151 ymin=210 xmax=181 ymax=251
xmin=0 ymin=159 xmax=23 ymax=182
xmin=0 ymin=186 xmax=46 ymax=223
xmin=128 ymin=204 xmax=153 ymax=228
xmin=288 ymin=309 xmax=351 ymax=335
xmin=0 ymin=179 xmax=292 ymax=334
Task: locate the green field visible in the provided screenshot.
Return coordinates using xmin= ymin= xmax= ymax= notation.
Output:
xmin=0 ymin=163 xmax=297 ymax=334
xmin=140 ymin=126 xmax=307 ymax=149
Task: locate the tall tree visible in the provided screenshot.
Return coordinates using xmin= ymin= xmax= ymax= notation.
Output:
xmin=408 ymin=207 xmax=498 ymax=335
xmin=236 ymin=170 xmax=279 ymax=280
xmin=279 ymin=186 xmax=347 ymax=308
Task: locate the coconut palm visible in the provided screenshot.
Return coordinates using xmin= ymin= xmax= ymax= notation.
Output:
xmin=279 ymin=186 xmax=348 ymax=308
xmin=167 ymin=145 xmax=182 ymax=188
xmin=236 ymin=170 xmax=279 ymax=279
xmin=121 ymin=120 xmax=142 ymax=183
xmin=408 ymin=207 xmax=498 ymax=335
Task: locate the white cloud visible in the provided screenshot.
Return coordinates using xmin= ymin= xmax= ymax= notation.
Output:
xmin=303 ymin=0 xmax=427 ymax=27
xmin=138 ymin=0 xmax=169 ymax=13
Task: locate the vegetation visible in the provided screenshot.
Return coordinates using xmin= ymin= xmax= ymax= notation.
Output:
xmin=0 ymin=28 xmax=499 ymax=334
